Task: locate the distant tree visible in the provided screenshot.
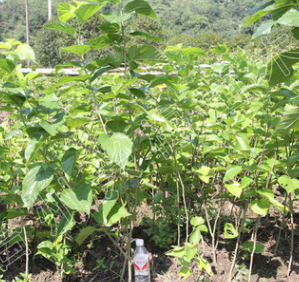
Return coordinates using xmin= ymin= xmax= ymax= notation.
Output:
xmin=127 ymin=16 xmax=166 ymax=49
xmin=195 ymin=32 xmax=225 ymax=50
xmin=167 ymin=33 xmax=197 ymax=47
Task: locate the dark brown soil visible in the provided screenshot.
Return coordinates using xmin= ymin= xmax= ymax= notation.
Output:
xmin=2 ymin=215 xmax=299 ymax=282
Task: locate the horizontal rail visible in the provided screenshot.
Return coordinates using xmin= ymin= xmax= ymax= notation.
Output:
xmin=20 ymin=61 xmax=232 ymax=76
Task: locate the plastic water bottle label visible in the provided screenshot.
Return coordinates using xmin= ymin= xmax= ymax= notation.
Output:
xmin=134 ymin=260 xmax=148 ymax=271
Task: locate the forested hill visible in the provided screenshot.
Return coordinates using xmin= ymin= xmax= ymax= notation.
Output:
xmin=147 ymin=0 xmax=264 ymax=38
xmin=0 ymin=0 xmax=264 ymax=43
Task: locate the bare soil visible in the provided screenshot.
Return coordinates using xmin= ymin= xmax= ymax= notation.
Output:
xmin=2 ymin=211 xmax=299 ymax=282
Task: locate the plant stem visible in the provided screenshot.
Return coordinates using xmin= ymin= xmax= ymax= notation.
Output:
xmin=248 ymin=215 xmax=260 ymax=282
xmin=287 ymin=193 xmax=294 ymax=276
xmin=22 ymin=224 xmax=29 ymax=277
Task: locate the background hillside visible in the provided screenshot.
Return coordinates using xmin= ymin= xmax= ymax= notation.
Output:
xmin=0 ymin=0 xmax=265 ymax=41
xmin=0 ymin=0 xmax=279 ymax=67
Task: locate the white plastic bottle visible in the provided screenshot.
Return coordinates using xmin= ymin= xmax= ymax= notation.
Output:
xmin=134 ymin=239 xmax=151 ymax=282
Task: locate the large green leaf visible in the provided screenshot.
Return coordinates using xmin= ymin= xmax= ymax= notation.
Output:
xmin=98 ymin=133 xmax=133 ymax=169
xmin=130 ymin=30 xmax=161 ymax=41
xmin=189 ymin=226 xmax=201 ymax=245
xmin=102 ymin=190 xmax=118 ymax=222
xmin=15 ymin=44 xmax=36 ymax=62
xmin=43 ymin=22 xmax=77 ymax=37
xmin=0 ymin=58 xmax=15 ymax=73
xmin=65 ymin=117 xmax=93 ymax=128
xmin=223 ymin=165 xmax=243 ymax=182
xmin=125 ymin=0 xmax=157 ymax=18
xmin=257 ymin=188 xmax=287 ymax=213
xmin=57 ymin=2 xmax=77 ymax=22
xmin=22 ymin=164 xmax=54 ymax=209
xmin=60 ymin=183 xmax=92 ymax=214
xmin=128 ymin=44 xmax=167 ymax=63
xmin=275 ymin=105 xmax=299 ymax=134
xmin=75 ymin=226 xmax=97 ymax=245
xmin=252 ymin=21 xmax=275 ymax=40
xmin=61 ymin=148 xmax=77 ymax=181
xmin=62 ymin=45 xmax=91 ymax=57
xmin=75 ymin=3 xmax=107 ymax=24
xmin=93 ymin=203 xmax=131 ymax=226
xmin=278 ymin=175 xmax=299 ymax=194
xmin=251 ymin=199 xmax=270 ymax=216
xmin=276 ymin=9 xmax=299 ymax=27
xmin=267 ymin=49 xmax=299 ymax=86
xmin=165 ymin=246 xmax=186 ymax=258
xmin=243 ymin=241 xmax=265 ymax=253
xmin=225 ymin=182 xmax=243 ymax=198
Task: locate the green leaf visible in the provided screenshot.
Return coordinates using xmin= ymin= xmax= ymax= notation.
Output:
xmin=128 ymin=44 xmax=167 ymax=63
xmin=193 ymin=166 xmax=212 ymax=184
xmin=181 ymin=47 xmax=205 ymax=56
xmin=75 ymin=226 xmax=97 ymax=245
xmin=243 ymin=9 xmax=272 ymax=26
xmin=98 ymin=22 xmax=120 ymax=33
xmin=251 ymin=199 xmax=270 ymax=216
xmin=252 ymin=21 xmax=275 ymax=40
xmin=56 ymin=211 xmax=75 ymax=236
xmin=267 ymin=49 xmax=299 ymax=86
xmin=93 ymin=203 xmax=131 ymax=226
xmin=130 ymin=30 xmax=161 ymax=41
xmin=86 ymin=53 xmax=122 ymax=71
xmin=98 ymin=133 xmax=133 ymax=169
xmin=178 ymin=267 xmax=191 ymax=279
xmin=106 ymin=119 xmax=127 ymax=132
xmin=147 ymin=109 xmax=174 ymax=131
xmin=25 ymin=129 xmax=49 ymax=161
xmin=247 ymin=1 xmax=275 ymax=15
xmin=224 ymin=223 xmax=239 ymax=239
xmin=40 ymin=118 xmax=63 ymax=137
xmin=57 ymin=2 xmax=76 ymax=22
xmin=278 ymin=175 xmax=299 ymax=194
xmin=15 ymin=44 xmax=36 ymax=62
xmin=243 ymin=241 xmax=265 ymax=253
xmin=275 ymin=105 xmax=299 ymax=134
xmin=276 ymin=9 xmax=299 ymax=27
xmin=292 ymin=27 xmax=299 ymax=40
xmin=223 ymin=166 xmax=243 ymax=182
xmin=62 ymin=45 xmax=91 ymax=57
xmin=102 ymin=190 xmax=118 ymax=222
xmin=125 ymin=0 xmax=157 ymax=18
xmin=166 ymin=246 xmax=186 ymax=258
xmin=66 ymin=117 xmax=93 ymax=128
xmin=75 ymin=3 xmax=107 ymax=24
xmin=189 ymin=226 xmax=201 ymax=245
xmin=128 ymin=87 xmax=146 ymax=99
xmin=55 ymin=75 xmax=90 ymax=87
xmin=195 ymin=257 xmax=213 ymax=276
xmin=185 ymin=248 xmax=197 ymax=263
xmin=61 ymin=148 xmax=77 ymax=181
xmin=235 ymin=134 xmax=250 ymax=151
xmin=60 ymin=183 xmax=92 ymax=214
xmin=257 ymin=188 xmax=287 ymax=213
xmin=0 ymin=58 xmax=15 ymax=73
xmin=43 ymin=22 xmax=77 ymax=37
xmin=225 ymin=182 xmax=243 ymax=198
xmin=190 ymin=217 xmax=205 ymax=227
xmin=22 ymin=164 xmax=54 ymax=209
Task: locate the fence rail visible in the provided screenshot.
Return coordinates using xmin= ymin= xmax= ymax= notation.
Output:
xmin=20 ymin=61 xmax=232 ymax=76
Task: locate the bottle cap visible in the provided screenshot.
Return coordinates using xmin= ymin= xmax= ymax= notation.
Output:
xmin=136 ymin=239 xmax=144 ymax=246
